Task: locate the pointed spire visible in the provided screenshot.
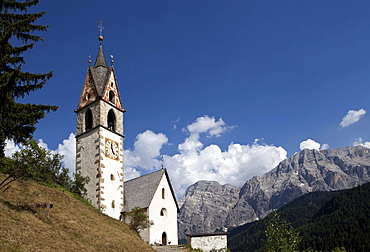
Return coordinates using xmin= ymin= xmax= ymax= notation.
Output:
xmin=94 ymin=21 xmax=107 ymax=68
xmin=94 ymin=42 xmax=108 ymax=68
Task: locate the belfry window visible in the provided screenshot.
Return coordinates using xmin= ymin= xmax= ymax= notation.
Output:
xmin=109 ymin=90 xmax=115 ymax=103
xmin=85 ymin=109 xmax=93 ymax=131
xmin=107 ymin=109 xmax=116 ymax=131
xmin=162 ymin=188 xmax=165 ymax=199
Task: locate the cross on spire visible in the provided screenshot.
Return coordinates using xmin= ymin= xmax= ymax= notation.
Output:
xmin=98 ymin=21 xmax=104 ymax=36
xmin=98 ymin=21 xmax=104 ymax=42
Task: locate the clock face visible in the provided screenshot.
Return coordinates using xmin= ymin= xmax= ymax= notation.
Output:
xmin=105 ymin=138 xmax=119 ymax=160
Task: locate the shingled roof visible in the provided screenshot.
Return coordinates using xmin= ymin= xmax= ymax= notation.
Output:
xmin=89 ymin=65 xmax=110 ymax=96
xmin=122 ymin=169 xmax=179 ymax=213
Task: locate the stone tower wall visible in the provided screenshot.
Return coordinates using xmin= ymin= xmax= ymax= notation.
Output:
xmin=76 ymin=128 xmax=100 ymax=208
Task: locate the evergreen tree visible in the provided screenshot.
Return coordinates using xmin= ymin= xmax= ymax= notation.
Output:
xmin=0 ymin=0 xmax=58 ymax=157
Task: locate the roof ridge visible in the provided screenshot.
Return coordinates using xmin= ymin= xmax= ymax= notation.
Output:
xmin=125 ymin=169 xmax=165 ymax=183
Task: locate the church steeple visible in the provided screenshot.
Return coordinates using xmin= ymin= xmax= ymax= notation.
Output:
xmin=75 ymin=25 xmax=125 ymax=220
xmin=76 ymin=34 xmax=123 ymax=111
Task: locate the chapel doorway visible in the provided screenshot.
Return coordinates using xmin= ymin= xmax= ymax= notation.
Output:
xmin=162 ymin=232 xmax=167 ymax=245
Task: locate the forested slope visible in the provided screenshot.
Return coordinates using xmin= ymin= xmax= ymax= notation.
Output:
xmin=229 ymin=182 xmax=370 ymax=252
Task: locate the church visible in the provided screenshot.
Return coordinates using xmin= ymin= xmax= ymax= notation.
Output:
xmin=74 ymin=33 xmax=179 ymax=245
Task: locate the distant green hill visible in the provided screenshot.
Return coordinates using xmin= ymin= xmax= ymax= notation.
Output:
xmin=229 ymin=182 xmax=370 ymax=252
xmin=0 ymin=173 xmax=154 ymax=252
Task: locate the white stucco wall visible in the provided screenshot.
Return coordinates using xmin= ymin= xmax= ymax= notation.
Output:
xmin=100 ymin=128 xmax=124 ymax=220
xmin=188 ymin=234 xmax=228 ymax=252
xmin=147 ymin=174 xmax=178 ymax=245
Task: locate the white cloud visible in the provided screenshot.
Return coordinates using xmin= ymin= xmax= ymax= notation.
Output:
xmin=320 ymin=143 xmax=330 ymax=150
xmin=124 ymin=167 xmax=141 ymax=181
xmin=353 ymin=137 xmax=370 ymax=148
xmin=299 ymin=139 xmax=329 ymax=151
xmin=184 ymin=115 xmax=234 ymax=138
xmin=4 ymin=139 xmax=21 ymax=157
xmin=125 ymin=116 xmax=288 ymax=197
xmin=124 ymin=130 xmax=168 ymax=171
xmin=340 ymin=109 xmax=366 ymax=128
xmin=173 ymin=117 xmax=181 ymax=129
xmin=299 ymin=139 xmax=321 ymax=150
xmin=56 ymin=133 xmax=76 ymax=175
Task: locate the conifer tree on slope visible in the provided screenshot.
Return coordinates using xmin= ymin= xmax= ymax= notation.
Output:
xmin=0 ymin=0 xmax=58 ymax=157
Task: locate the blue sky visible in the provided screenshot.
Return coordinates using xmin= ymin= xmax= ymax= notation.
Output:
xmin=7 ymin=0 xmax=370 ymax=197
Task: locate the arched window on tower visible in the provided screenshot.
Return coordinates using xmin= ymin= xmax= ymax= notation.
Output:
xmin=85 ymin=109 xmax=93 ymax=131
xmin=109 ymin=90 xmax=115 ymax=104
xmin=107 ymin=109 xmax=116 ymax=131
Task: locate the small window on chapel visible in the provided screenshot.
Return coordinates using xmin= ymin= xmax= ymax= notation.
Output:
xmin=162 ymin=188 xmax=165 ymax=199
xmin=160 ymin=208 xmax=167 ymax=216
xmin=110 ymin=174 xmax=115 ymax=181
xmin=109 ymin=90 xmax=115 ymax=103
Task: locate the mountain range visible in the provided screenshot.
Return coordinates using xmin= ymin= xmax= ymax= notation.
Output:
xmin=178 ymin=146 xmax=370 ymax=239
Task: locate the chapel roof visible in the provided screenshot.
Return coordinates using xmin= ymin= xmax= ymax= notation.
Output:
xmin=122 ymin=168 xmax=179 ymax=213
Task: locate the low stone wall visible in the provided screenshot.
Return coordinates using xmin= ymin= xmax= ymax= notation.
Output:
xmin=186 ymin=232 xmax=229 ymax=252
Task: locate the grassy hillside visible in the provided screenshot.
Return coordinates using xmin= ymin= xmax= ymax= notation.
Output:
xmin=0 ymin=173 xmax=154 ymax=252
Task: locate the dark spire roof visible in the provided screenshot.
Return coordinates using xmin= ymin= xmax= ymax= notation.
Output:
xmin=94 ymin=42 xmax=107 ymax=68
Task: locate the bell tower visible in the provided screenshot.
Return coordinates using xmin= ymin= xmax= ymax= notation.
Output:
xmin=75 ymin=33 xmax=125 ymax=219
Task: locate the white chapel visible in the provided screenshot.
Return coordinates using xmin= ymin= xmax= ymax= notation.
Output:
xmin=75 ymin=33 xmax=179 ymax=245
